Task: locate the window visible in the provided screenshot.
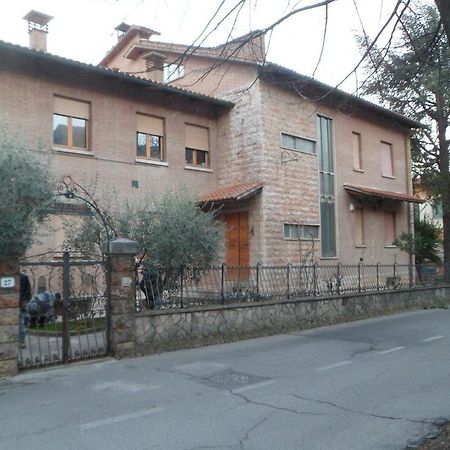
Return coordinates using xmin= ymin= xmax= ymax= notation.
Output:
xmin=381 ymin=141 xmax=394 ymax=177
xmin=318 ymin=116 xmax=336 ymax=257
xmin=354 ymin=208 xmax=364 ymax=246
xmin=384 ymin=211 xmax=396 ymax=245
xmin=283 ymin=223 xmax=319 ymax=240
xmin=136 ymin=114 xmax=164 ymax=161
xmin=352 ymin=132 xmax=362 ymax=170
xmin=185 ymin=124 xmax=209 ymax=168
xmin=53 ymin=96 xmax=90 ymax=150
xmin=281 ymin=133 xmax=315 ymax=154
xmin=163 ymin=63 xmax=185 ymax=83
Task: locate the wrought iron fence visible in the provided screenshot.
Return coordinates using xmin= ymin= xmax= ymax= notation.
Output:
xmin=135 ymin=263 xmax=450 ymax=311
xmin=18 ymin=251 xmax=107 ymax=369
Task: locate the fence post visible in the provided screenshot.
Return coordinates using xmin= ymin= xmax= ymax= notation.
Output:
xmin=337 ymin=263 xmax=341 ymax=295
xmin=62 ymin=251 xmax=71 ymax=363
xmin=106 ymin=238 xmax=140 ymax=359
xmin=256 ymin=263 xmax=260 ymax=301
xmin=393 ymin=262 xmax=397 ymax=289
xmin=220 ymin=263 xmax=225 ymax=305
xmin=0 ymin=256 xmax=20 ymax=377
xmin=313 ymin=263 xmax=317 ymax=296
xmin=286 ymin=263 xmax=291 ymax=299
xmin=409 ymin=263 xmax=414 ymax=288
xmin=180 ymin=265 xmax=184 ymax=309
xmin=358 ymin=262 xmax=362 ymax=293
xmin=376 ymin=263 xmax=380 ymax=291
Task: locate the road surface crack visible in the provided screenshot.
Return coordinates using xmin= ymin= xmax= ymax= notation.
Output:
xmin=230 ymin=391 xmax=331 ymax=417
xmin=291 ymin=394 xmax=436 ymax=424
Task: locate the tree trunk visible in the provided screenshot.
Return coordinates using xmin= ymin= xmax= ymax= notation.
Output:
xmin=434 ymin=0 xmax=450 ymax=46
xmin=435 ymin=92 xmax=450 ymax=279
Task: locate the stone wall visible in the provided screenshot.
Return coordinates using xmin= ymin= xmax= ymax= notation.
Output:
xmin=135 ymin=286 xmax=450 ymax=355
xmin=0 ymin=259 xmax=19 ymax=377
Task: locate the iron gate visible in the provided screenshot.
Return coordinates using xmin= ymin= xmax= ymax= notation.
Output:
xmin=18 ymin=251 xmax=109 ymax=369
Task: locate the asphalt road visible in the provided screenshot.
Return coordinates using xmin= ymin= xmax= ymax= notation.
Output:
xmin=1 ymin=309 xmax=450 ymax=450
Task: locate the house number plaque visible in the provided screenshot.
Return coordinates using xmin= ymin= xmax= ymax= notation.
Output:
xmin=0 ymin=277 xmax=15 ymax=288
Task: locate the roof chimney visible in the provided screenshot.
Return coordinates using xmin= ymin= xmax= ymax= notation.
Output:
xmin=23 ymin=10 xmax=53 ymax=51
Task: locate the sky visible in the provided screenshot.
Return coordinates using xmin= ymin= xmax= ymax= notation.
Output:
xmin=0 ymin=0 xmax=412 ymax=94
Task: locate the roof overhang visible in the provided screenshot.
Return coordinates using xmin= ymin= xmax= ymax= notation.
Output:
xmin=344 ymin=184 xmax=424 ymax=203
xmin=199 ymin=182 xmax=263 ymax=205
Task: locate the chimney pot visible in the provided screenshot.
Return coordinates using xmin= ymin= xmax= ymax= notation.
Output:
xmin=23 ymin=10 xmax=53 ymax=51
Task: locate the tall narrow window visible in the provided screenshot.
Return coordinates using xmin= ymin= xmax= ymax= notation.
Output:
xmin=185 ymin=124 xmax=209 ymax=168
xmin=352 ymin=132 xmax=362 ymax=170
xmin=318 ymin=116 xmax=336 ymax=257
xmin=53 ymin=96 xmax=90 ymax=150
xmin=136 ymin=114 xmax=164 ymax=161
xmin=384 ymin=211 xmax=396 ymax=245
xmin=381 ymin=141 xmax=394 ymax=177
xmin=354 ymin=208 xmax=364 ymax=246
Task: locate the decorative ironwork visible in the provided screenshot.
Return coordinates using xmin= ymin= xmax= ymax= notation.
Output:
xmin=135 ymin=263 xmax=450 ymax=311
xmin=18 ymin=252 xmax=107 ymax=370
xmin=57 ymin=176 xmax=117 ymax=252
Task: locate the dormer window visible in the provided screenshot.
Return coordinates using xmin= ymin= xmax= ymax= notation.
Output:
xmin=163 ymin=63 xmax=184 ymax=83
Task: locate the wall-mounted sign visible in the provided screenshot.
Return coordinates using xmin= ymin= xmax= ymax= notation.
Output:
xmin=1 ymin=277 xmax=15 ymax=288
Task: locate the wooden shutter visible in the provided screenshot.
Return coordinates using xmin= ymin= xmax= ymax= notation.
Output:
xmin=54 ymin=96 xmax=89 ymax=119
xmin=381 ymin=142 xmax=393 ymax=177
xmin=185 ymin=124 xmax=209 ymax=150
xmin=352 ymin=132 xmax=361 ymax=170
xmin=137 ymin=114 xmax=164 ymax=136
xmin=384 ymin=211 xmax=396 ymax=244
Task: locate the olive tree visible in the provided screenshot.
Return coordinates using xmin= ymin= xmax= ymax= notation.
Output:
xmin=0 ymin=138 xmax=54 ymax=257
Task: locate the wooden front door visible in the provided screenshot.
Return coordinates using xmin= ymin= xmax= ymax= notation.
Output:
xmin=224 ymin=211 xmax=249 ymax=280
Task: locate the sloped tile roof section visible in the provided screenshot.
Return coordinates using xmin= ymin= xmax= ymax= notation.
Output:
xmin=259 ymin=63 xmax=422 ymax=129
xmin=0 ymin=40 xmax=233 ymax=109
xmin=343 ymin=184 xmax=424 ymax=203
xmin=200 ymin=182 xmax=263 ymax=203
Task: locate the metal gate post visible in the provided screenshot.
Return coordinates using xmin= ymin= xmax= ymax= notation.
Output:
xmin=62 ymin=251 xmax=71 ymax=363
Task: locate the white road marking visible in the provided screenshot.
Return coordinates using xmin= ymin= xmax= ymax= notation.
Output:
xmin=80 ymin=407 xmax=163 ymax=431
xmin=316 ymin=360 xmax=352 ymax=372
xmin=420 ymin=335 xmax=444 ymax=343
xmin=377 ymin=346 xmax=404 ymax=355
xmin=231 ymin=379 xmax=277 ymax=394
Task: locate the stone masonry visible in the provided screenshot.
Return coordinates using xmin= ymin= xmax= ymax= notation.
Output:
xmin=135 ymin=286 xmax=450 ymax=356
xmin=0 ymin=258 xmax=19 ymax=377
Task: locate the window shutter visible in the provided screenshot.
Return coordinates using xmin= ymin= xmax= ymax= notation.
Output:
xmin=185 ymin=124 xmax=209 ymax=150
xmin=54 ymin=96 xmax=90 ymax=119
xmin=381 ymin=142 xmax=393 ymax=177
xmin=137 ymin=114 xmax=164 ymax=136
xmin=384 ymin=211 xmax=395 ymax=244
xmin=352 ymin=132 xmax=361 ymax=170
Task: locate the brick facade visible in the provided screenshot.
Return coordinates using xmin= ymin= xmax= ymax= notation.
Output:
xmin=0 ymin=28 xmax=419 ymax=266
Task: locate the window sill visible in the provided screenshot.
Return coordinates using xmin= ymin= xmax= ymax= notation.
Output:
xmin=384 ymin=244 xmax=397 ymax=248
xmin=280 ymin=147 xmax=317 ymax=157
xmin=320 ymin=257 xmax=339 ymax=260
xmin=353 ymin=169 xmax=365 ymax=173
xmin=355 ymin=245 xmax=367 ymax=248
xmin=382 ymin=175 xmax=396 ymax=180
xmin=284 ymin=238 xmax=320 ymax=242
xmin=53 ymin=146 xmax=94 ymax=157
xmin=135 ymin=158 xmax=168 ymax=167
xmin=184 ymin=165 xmax=213 ymax=173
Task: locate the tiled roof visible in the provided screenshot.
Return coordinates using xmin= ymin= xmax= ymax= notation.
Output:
xmin=261 ymin=63 xmax=423 ymax=129
xmin=0 ymin=40 xmax=234 ymax=109
xmin=343 ymin=184 xmax=424 ymax=203
xmin=200 ymin=182 xmax=263 ymax=203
